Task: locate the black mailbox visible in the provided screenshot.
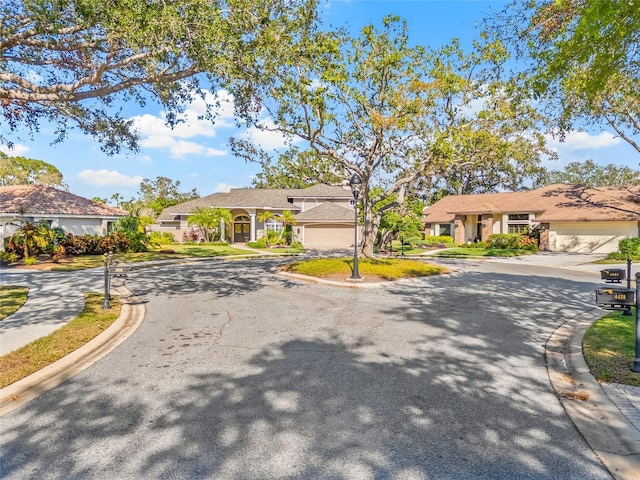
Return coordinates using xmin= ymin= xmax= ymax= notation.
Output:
xmin=600 ymin=269 xmax=626 ymax=283
xmin=109 ymin=264 xmax=130 ymax=277
xmin=596 ymin=287 xmax=635 ymax=309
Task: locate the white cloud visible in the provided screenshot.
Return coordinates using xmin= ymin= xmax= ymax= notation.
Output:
xmin=139 ymin=135 xmax=227 ymax=158
xmin=0 ymin=143 xmax=30 ymax=156
xmin=213 ymin=182 xmax=236 ymax=193
xmin=131 ymin=90 xmax=235 ymax=140
xmin=130 ymin=89 xmax=235 ymax=158
xmin=545 ymin=131 xmax=621 ymax=150
xmin=244 ymin=118 xmax=297 ymax=150
xmin=76 ymin=169 xmax=143 ymax=187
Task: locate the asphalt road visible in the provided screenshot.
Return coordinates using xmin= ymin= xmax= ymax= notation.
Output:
xmin=0 ymin=257 xmax=612 ymax=479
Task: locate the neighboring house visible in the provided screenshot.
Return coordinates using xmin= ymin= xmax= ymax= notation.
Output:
xmin=0 ymin=184 xmax=128 ymax=248
xmin=151 ymin=184 xmax=358 ymax=249
xmin=423 ymin=184 xmax=640 ymax=254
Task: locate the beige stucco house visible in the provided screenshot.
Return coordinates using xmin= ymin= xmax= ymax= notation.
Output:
xmin=0 ymin=184 xmax=128 ymax=249
xmin=423 ymin=184 xmax=640 ymax=254
xmin=151 ymin=184 xmax=358 ymax=249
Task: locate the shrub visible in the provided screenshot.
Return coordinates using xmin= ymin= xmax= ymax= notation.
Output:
xmin=148 ymin=231 xmax=177 ymax=246
xmin=403 ymin=236 xmax=424 ymax=248
xmin=291 ymin=240 xmax=304 ymax=249
xmin=517 ymin=235 xmax=539 ymax=252
xmin=59 ymin=233 xmax=132 ymax=255
xmin=618 ymin=238 xmax=640 ymax=259
xmin=248 ymin=237 xmax=268 ymax=248
xmin=0 ymin=251 xmax=18 ymax=263
xmin=51 ymin=245 xmax=66 ymax=263
xmin=423 ymin=235 xmax=454 ymax=246
xmin=23 ymin=257 xmax=38 ymax=265
xmin=182 ymin=229 xmax=199 ymax=243
xmin=487 ymin=233 xmax=520 ymax=250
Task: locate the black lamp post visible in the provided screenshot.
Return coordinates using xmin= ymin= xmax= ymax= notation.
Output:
xmin=349 ymin=173 xmax=362 ymax=280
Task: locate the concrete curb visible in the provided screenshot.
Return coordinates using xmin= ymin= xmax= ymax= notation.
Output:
xmin=276 ymin=267 xmax=461 ymax=289
xmin=0 ymin=286 xmax=145 ymax=416
xmin=545 ymin=309 xmax=640 ymax=480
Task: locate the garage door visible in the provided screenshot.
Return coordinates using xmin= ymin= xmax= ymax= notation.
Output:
xmin=303 ymin=224 xmax=354 ymax=249
xmin=554 ymin=222 xmax=634 ymax=254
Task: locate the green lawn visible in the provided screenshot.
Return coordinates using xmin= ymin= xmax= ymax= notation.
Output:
xmin=284 ymin=257 xmax=446 ymax=280
xmin=0 ymin=286 xmax=29 ymax=320
xmin=434 ymin=247 xmax=536 ymax=257
xmin=48 ymin=244 xmax=262 ymax=271
xmin=0 ymin=293 xmax=120 ymax=388
xmin=583 ymin=311 xmax=640 ymax=386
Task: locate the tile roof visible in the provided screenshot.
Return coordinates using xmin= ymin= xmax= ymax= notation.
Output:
xmin=288 ymin=184 xmax=353 ymax=198
xmin=294 ymin=202 xmax=355 ymax=222
xmin=157 ymin=184 xmax=352 ymax=221
xmin=0 ymin=184 xmax=128 ymax=217
xmin=423 ymin=184 xmax=640 ymax=223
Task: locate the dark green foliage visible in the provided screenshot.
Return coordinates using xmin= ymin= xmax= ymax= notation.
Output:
xmin=424 ymin=235 xmax=454 ymax=245
xmin=113 ymin=215 xmax=148 ymax=252
xmin=487 ymin=233 xmax=521 ymax=250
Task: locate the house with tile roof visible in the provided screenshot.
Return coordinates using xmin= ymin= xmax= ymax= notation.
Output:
xmin=151 ymin=184 xmax=358 ymax=248
xmin=0 ymin=184 xmax=128 ymax=248
xmin=423 ymin=184 xmax=640 ymax=253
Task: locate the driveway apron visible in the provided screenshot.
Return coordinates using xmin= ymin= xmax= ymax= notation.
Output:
xmin=0 ymin=258 xmax=611 ymax=479
xmin=0 ymin=268 xmax=105 ymax=355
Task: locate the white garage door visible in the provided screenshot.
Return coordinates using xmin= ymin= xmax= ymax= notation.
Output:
xmin=303 ymin=224 xmax=354 ymax=249
xmin=554 ymin=222 xmax=634 ymax=254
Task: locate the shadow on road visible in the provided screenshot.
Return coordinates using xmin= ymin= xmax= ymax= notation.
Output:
xmin=0 ymin=262 xmax=610 ymax=479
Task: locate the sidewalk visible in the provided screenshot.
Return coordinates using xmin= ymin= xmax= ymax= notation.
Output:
xmin=0 ymin=267 xmax=105 ymax=355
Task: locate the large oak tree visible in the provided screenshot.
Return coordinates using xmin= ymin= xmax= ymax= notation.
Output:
xmin=233 ymin=17 xmax=552 ymax=256
xmin=1 ymin=0 xmax=318 ymax=153
xmin=486 ymin=0 xmax=640 ymax=155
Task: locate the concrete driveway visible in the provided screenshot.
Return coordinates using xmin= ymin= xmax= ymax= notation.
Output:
xmin=0 ymin=257 xmax=611 ymax=479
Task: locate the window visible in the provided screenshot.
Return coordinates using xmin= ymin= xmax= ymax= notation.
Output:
xmin=265 ymin=219 xmax=283 ymax=232
xmin=438 ymin=224 xmax=452 ymax=237
xmin=507 ymin=213 xmax=530 ymax=234
xmin=508 ymin=224 xmax=529 ymax=234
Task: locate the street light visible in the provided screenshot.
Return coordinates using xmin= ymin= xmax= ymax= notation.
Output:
xmin=349 ymin=173 xmax=362 ymax=280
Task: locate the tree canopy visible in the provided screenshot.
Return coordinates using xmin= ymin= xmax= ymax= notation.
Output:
xmin=1 ymin=0 xmax=318 ymax=153
xmin=233 ymin=17 xmax=552 ymax=255
xmin=187 ymin=207 xmax=232 ymax=242
xmin=137 ymin=177 xmax=200 ymax=217
xmin=539 ymin=160 xmax=640 ymax=187
xmin=485 ymin=0 xmax=640 ymax=155
xmin=0 ymin=152 xmax=67 ymax=188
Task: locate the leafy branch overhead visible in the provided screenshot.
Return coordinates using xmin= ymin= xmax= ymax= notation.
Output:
xmin=1 ymin=0 xmax=319 ymax=153
xmin=485 ymin=0 xmax=640 ymax=155
xmin=233 ymin=16 xmax=552 ymax=256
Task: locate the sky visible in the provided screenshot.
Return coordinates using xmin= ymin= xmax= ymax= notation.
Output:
xmin=2 ymin=0 xmax=638 ymax=203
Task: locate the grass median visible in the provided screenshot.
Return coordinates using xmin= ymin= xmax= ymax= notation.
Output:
xmin=0 ymin=286 xmax=29 ymax=320
xmin=583 ymin=310 xmax=640 ymax=386
xmin=283 ymin=257 xmax=447 ymax=281
xmin=0 ymin=293 xmax=120 ymax=388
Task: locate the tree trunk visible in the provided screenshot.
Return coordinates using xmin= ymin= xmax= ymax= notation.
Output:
xmin=361 ymin=198 xmax=377 ymax=258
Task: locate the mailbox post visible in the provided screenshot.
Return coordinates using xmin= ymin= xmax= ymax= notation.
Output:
xmin=633 ymin=273 xmax=640 ymax=373
xmin=102 ymin=251 xmax=114 ymax=309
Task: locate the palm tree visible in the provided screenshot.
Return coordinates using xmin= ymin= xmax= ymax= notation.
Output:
xmin=276 ymin=210 xmax=297 ymax=245
xmin=257 ymin=211 xmax=276 ymax=246
xmin=187 ymin=207 xmax=232 ymax=242
xmin=9 ymin=221 xmax=52 ymax=258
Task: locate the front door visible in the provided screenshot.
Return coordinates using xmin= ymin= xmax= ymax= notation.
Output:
xmin=234 ymin=222 xmax=251 ymax=242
